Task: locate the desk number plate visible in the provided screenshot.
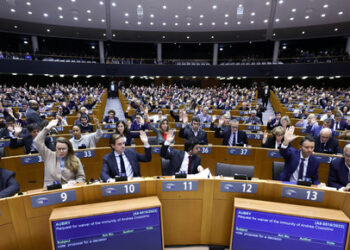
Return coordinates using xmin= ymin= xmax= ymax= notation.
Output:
xmin=102 ymin=183 xmax=140 ymax=197
xmin=162 ymin=181 xmax=198 ymax=192
xmin=221 ymin=182 xmax=257 ymax=194
xmin=281 ymin=186 xmax=324 ymax=202
xmin=31 ymin=190 xmax=77 ymax=208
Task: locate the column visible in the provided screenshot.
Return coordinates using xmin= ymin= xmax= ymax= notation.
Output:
xmin=346 ymin=36 xmax=350 ymax=55
xmin=273 ymin=40 xmax=280 ymax=63
xmin=157 ymin=43 xmax=162 ymax=64
xmin=99 ymin=40 xmax=105 ymax=64
xmin=31 ymin=35 xmax=39 ymax=53
xmin=213 ymin=43 xmax=218 ymax=65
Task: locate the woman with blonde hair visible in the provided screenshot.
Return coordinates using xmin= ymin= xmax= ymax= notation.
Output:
xmin=262 ymin=126 xmax=286 ymax=149
xmin=34 ymin=119 xmax=85 ymax=187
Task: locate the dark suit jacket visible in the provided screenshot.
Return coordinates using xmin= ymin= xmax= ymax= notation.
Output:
xmin=215 ymin=127 xmax=248 ymax=146
xmin=0 ymin=168 xmax=19 ymax=198
xmin=279 ymin=146 xmax=320 ymax=184
xmin=328 ymin=157 xmax=349 ymax=189
xmin=179 ymin=126 xmax=208 ymax=145
xmin=10 ymin=134 xmax=54 ymax=154
xmin=25 ymin=108 xmax=42 ymax=125
xmin=100 ymin=147 xmax=152 ymax=181
xmin=79 ymin=124 xmax=94 ymax=133
xmin=331 ymin=120 xmax=347 ymax=131
xmin=267 ymin=118 xmax=281 ymax=130
xmin=103 ymin=116 xmax=119 ymax=123
xmin=160 ymin=144 xmax=201 ymax=175
xmin=314 ymin=136 xmax=342 ymax=155
xmin=262 ymin=137 xmax=284 ymax=149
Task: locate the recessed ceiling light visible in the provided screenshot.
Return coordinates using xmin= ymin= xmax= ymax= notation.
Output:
xmin=10 ymin=9 xmax=16 ymax=13
xmin=162 ymin=22 xmax=166 ymax=26
xmin=99 ymin=1 xmax=104 ymax=5
xmin=275 ymin=18 xmax=280 ymax=22
xmin=338 ymin=11 xmax=343 ymax=15
xmin=237 ymin=21 xmax=241 ymax=25
xmin=238 ymin=4 xmax=243 ymax=7
xmin=289 ymin=17 xmax=294 ymax=21
xmin=225 ymin=14 xmax=229 ymax=18
xmin=211 ymin=35 xmax=214 ymax=39
xmin=302 ymin=31 xmax=305 ymax=34
xmin=162 ymin=5 xmax=167 ymax=9
xmin=24 ymin=41 xmax=28 ymax=44
xmin=278 ymin=0 xmax=283 ymax=4
xmin=291 ymin=8 xmax=296 ymax=12
xmin=103 ymin=33 xmax=106 ymax=36
xmin=175 ymin=22 xmax=178 ymax=26
xmin=150 ymin=22 xmax=154 ymax=25
xmin=273 ymin=33 xmax=276 ymax=36
xmin=112 ymin=34 xmax=116 ymax=37
xmin=74 ymin=17 xmax=78 ymax=21
xmin=212 ymin=5 xmax=217 ymax=9
xmin=125 ymin=13 xmax=129 ymax=17
xmin=334 ymin=28 xmax=338 ymax=31
xmin=265 ymin=1 xmax=270 ymax=5
xmin=187 ymin=22 xmax=191 ymax=26
xmin=58 ymin=6 xmax=62 ymax=11
xmin=86 ymin=10 xmax=91 ymax=13
xmin=212 ymin=22 xmax=215 ymax=25
xmin=88 ymin=18 xmax=92 ymax=21
xmin=199 ymin=14 xmax=204 ymax=18
xmin=224 ymin=21 xmax=228 ymax=25
xmin=101 ymin=19 xmax=105 ymax=22
xmin=321 ymin=13 xmax=326 ymax=17
xmin=71 ymin=0 xmax=76 ymax=2
xmin=150 ymin=14 xmax=154 ymax=18
xmin=187 ymin=6 xmax=192 ymax=10
xmin=46 ymin=29 xmax=50 ymax=32
xmin=111 ymin=2 xmax=116 ymax=7
xmin=137 ymin=21 xmax=141 ymax=25
xmin=186 ymin=36 xmax=190 ymax=39
xmin=43 ymin=13 xmax=48 ymax=17
xmin=251 ymin=12 xmax=255 ymax=16
xmin=175 ymin=14 xmax=179 ymax=18
xmin=14 ymin=25 xmax=18 ymax=29
xmin=264 ymin=19 xmax=268 ymax=23
xmin=125 ymin=20 xmax=129 ymax=24
xmin=199 ymin=22 xmax=203 ymax=26
xmin=28 ymin=11 xmax=32 ymax=15
xmin=162 ymin=35 xmax=165 ymax=39
xmin=305 ymin=15 xmax=309 ymax=19
xmin=250 ymin=20 xmax=254 ymax=24
xmin=323 ymin=4 xmax=328 ymax=8
xmin=59 ymin=15 xmax=63 ymax=19
xmin=26 ymin=2 xmax=31 ymax=6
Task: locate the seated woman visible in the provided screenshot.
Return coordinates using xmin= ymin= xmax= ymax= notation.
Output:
xmin=115 ymin=120 xmax=140 ymax=146
xmin=34 ymin=119 xmax=85 ymax=187
xmin=281 ymin=116 xmax=291 ymax=130
xmin=262 ymin=126 xmax=285 ymax=149
xmin=70 ymin=117 xmax=102 ymax=149
xmin=147 ymin=117 xmax=173 ymax=145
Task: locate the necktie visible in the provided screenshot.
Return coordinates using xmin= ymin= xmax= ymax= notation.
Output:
xmin=298 ymin=158 xmax=305 ymax=180
xmin=321 ymin=143 xmax=326 ymax=152
xmin=229 ymin=132 xmax=236 ymax=146
xmin=187 ymin=155 xmax=192 ymax=174
xmin=119 ymin=155 xmax=126 ymax=175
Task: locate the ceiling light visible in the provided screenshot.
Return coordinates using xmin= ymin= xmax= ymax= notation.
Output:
xmin=265 ymin=1 xmax=270 ymax=5
xmin=125 ymin=13 xmax=129 ymax=17
xmin=174 ymin=22 xmax=178 ymax=26
xmin=86 ymin=10 xmax=91 ymax=13
xmin=162 ymin=5 xmax=167 ymax=9
xmin=334 ymin=28 xmax=338 ymax=31
xmin=162 ymin=22 xmax=166 ymax=26
xmin=101 ymin=19 xmax=105 ymax=22
xmin=187 ymin=6 xmax=192 ymax=10
xmin=238 ymin=4 xmax=243 ymax=7
xmin=12 ymin=73 xmax=18 ymax=75
xmin=99 ymin=1 xmax=104 ymax=5
xmin=186 ymin=36 xmax=190 ymax=39
xmin=59 ymin=15 xmax=63 ymax=19
xmin=323 ymin=4 xmax=328 ymax=8
xmin=10 ymin=9 xmax=16 ymax=13
xmin=58 ymin=6 xmax=62 ymax=11
xmin=150 ymin=22 xmax=154 ymax=25
xmin=91 ymin=45 xmax=95 ymax=49
xmin=14 ymin=25 xmax=18 ymax=29
xmin=28 ymin=73 xmax=33 ymax=76
xmin=88 ymin=18 xmax=92 ymax=21
xmin=125 ymin=20 xmax=129 ymax=24
xmin=212 ymin=22 xmax=215 ymax=25
xmin=251 ymin=12 xmax=255 ymax=16
xmin=250 ymin=20 xmax=254 ymax=24
xmin=137 ymin=4 xmax=141 ymax=8
xmin=287 ymin=76 xmax=293 ymax=80
xmin=24 ymin=41 xmax=28 ymax=44
xmin=74 ymin=17 xmax=78 ymax=21
xmin=43 ymin=13 xmax=48 ymax=17
xmin=111 ymin=2 xmax=116 ymax=7
xmin=224 ymin=21 xmax=228 ymax=25
xmin=305 ymin=15 xmax=309 ymax=19
xmin=46 ymin=29 xmax=50 ymax=32
xmin=59 ymin=74 xmax=64 ymax=78
xmin=273 ymin=33 xmax=276 ymax=36
xmin=219 ymin=48 xmax=223 ymax=51
xmin=278 ymin=0 xmax=283 ymax=4
xmin=237 ymin=21 xmax=241 ymax=25
xmin=291 ymin=8 xmax=296 ymax=12
xmin=302 ymin=76 xmax=308 ymax=80
xmin=71 ymin=0 xmax=76 ymax=2
xmin=211 ymin=35 xmax=214 ymax=39
xmin=112 ymin=34 xmax=116 ymax=37
xmin=212 ymin=5 xmax=217 ymax=9
xmin=199 ymin=14 xmax=204 ymax=18
xmin=264 ymin=19 xmax=268 ymax=23
xmin=275 ymin=18 xmax=280 ymax=22
xmin=321 ymin=13 xmax=326 ymax=17
xmin=86 ymin=75 xmax=92 ymax=78
xmin=26 ymin=2 xmax=31 ymax=5
xmin=199 ymin=22 xmax=203 ymax=25
xmin=225 ymin=14 xmax=229 ymax=18
xmin=274 ymin=76 xmax=279 ymax=79
xmin=338 ymin=11 xmax=343 ymax=15
xmin=103 ymin=33 xmax=106 ymax=36
xmin=73 ymin=75 xmax=78 ymax=78
xmin=289 ymin=17 xmax=294 ymax=21
xmin=302 ymin=31 xmax=305 ymax=34
xmin=28 ymin=11 xmax=32 ymax=15
xmin=175 ymin=14 xmax=179 ymax=18
xmin=137 ymin=21 xmax=141 ymax=25
xmin=187 ymin=22 xmax=191 ymax=26
xmin=162 ymin=35 xmax=165 ymax=39
xmin=150 ymin=14 xmax=154 ymax=18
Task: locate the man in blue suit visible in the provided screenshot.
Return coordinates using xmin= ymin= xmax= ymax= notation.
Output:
xmin=0 ymin=167 xmax=20 ymax=198
xmin=331 ymin=113 xmax=347 ymax=131
xmin=328 ymin=144 xmax=350 ymax=190
xmin=279 ymin=126 xmax=320 ymax=184
xmin=100 ymin=131 xmax=151 ymax=182
xmin=160 ymin=130 xmax=201 ymax=176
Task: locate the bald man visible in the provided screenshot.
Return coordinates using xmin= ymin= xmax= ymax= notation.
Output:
xmin=314 ymin=128 xmax=342 ymax=155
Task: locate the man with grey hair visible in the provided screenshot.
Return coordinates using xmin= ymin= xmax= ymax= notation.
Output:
xmin=198 ymin=107 xmax=212 ymax=123
xmin=244 ymin=110 xmax=262 ymax=125
xmin=328 ymin=144 xmax=350 ymax=190
xmin=215 ymin=119 xmax=248 ymax=146
xmin=314 ymin=127 xmax=342 ymax=155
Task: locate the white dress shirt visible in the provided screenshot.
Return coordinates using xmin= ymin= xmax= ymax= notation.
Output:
xmin=179 ymin=151 xmax=191 ymax=173
xmin=114 ymin=151 xmax=134 ymax=178
xmin=290 ymin=152 xmax=310 ymax=182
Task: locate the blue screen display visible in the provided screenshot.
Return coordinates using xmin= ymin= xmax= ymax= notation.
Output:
xmin=232 ymin=209 xmax=348 ymax=250
xmin=52 ymin=207 xmax=162 ymax=250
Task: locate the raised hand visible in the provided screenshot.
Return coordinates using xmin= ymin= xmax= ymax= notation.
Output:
xmin=14 ymin=123 xmax=23 ymax=137
xmin=183 ymin=113 xmax=188 ymax=125
xmin=212 ymin=115 xmax=217 ymax=122
xmin=47 ymin=119 xmax=59 ymax=130
xmin=263 ymin=130 xmax=268 ymax=139
xmin=166 ymin=129 xmax=176 ymax=143
xmin=283 ymin=126 xmax=297 ymax=145
xmin=139 ymin=131 xmax=149 ymax=145
xmin=218 ymin=116 xmax=224 ymax=127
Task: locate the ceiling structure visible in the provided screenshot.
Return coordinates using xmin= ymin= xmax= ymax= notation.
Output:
xmin=0 ymin=0 xmax=349 ymax=42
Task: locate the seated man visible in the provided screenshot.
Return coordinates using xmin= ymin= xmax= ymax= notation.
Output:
xmin=267 ymin=112 xmax=282 ymax=130
xmin=129 ymin=112 xmax=150 ymax=131
xmin=160 ymin=130 xmax=201 ymax=176
xmin=314 ymin=128 xmax=342 ymax=155
xmin=70 ymin=117 xmax=103 ymax=149
xmin=10 ymin=123 xmax=54 ymax=154
xmin=100 ymin=131 xmax=151 ymax=182
xmin=0 ymin=116 xmax=15 ymax=139
xmin=215 ymin=119 xmax=248 ymax=146
xmin=332 ymin=113 xmax=347 ymax=131
xmin=149 ymin=109 xmax=167 ymax=123
xmin=197 ymin=107 xmax=212 ymax=124
xmin=79 ymin=114 xmax=94 ymax=133
xmin=179 ymin=116 xmax=208 ymax=145
xmin=26 ymin=100 xmax=42 ymax=126
xmin=244 ymin=110 xmax=262 ymax=125
xmin=102 ymin=110 xmax=119 ymax=124
xmin=0 ymin=166 xmax=20 ymax=198
xmin=328 ymin=144 xmax=350 ymax=190
xmin=279 ymin=126 xmax=320 ymax=184
xmin=320 ymin=109 xmax=334 ymax=122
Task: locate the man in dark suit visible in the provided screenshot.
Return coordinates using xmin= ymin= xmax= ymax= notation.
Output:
xmin=332 ymin=113 xmax=347 ymax=131
xmin=314 ymin=128 xmax=342 ymax=155
xmin=179 ymin=116 xmax=208 ymax=145
xmin=10 ymin=123 xmax=54 ymax=154
xmin=26 ymin=100 xmax=42 ymax=125
xmin=160 ymin=130 xmax=201 ymax=176
xmin=215 ymin=119 xmax=248 ymax=146
xmin=0 ymin=166 xmax=20 ymax=198
xmin=279 ymin=126 xmax=320 ymax=184
xmin=267 ymin=112 xmax=282 ymax=130
xmin=100 ymin=131 xmax=151 ymax=182
xmin=102 ymin=110 xmax=119 ymax=124
xmin=328 ymin=144 xmax=350 ymax=190
xmin=0 ymin=116 xmax=15 ymax=139
xmin=261 ymin=85 xmax=270 ymax=108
